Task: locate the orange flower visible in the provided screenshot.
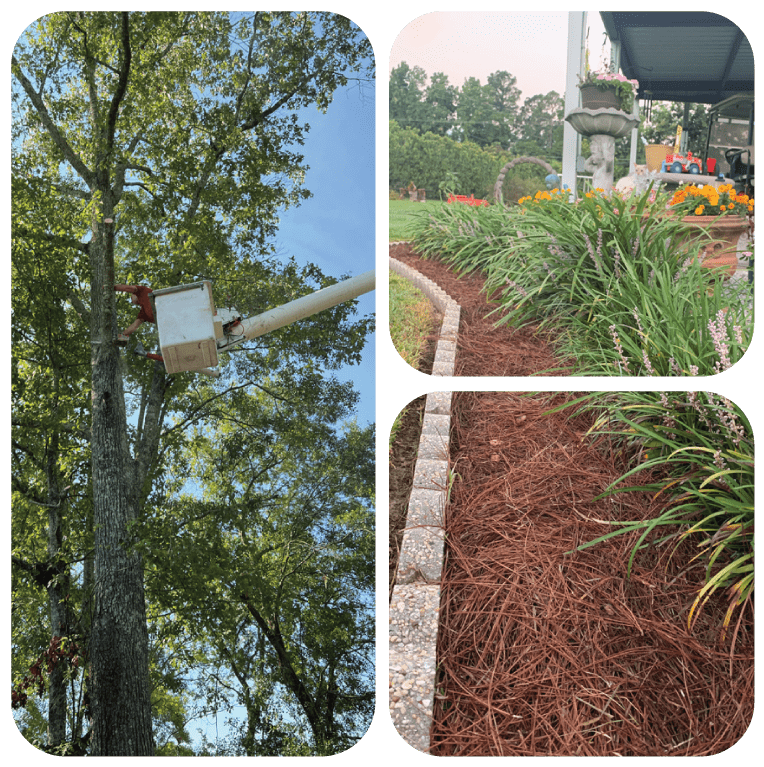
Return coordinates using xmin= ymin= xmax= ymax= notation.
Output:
xmin=694 ymin=205 xmax=705 ymax=215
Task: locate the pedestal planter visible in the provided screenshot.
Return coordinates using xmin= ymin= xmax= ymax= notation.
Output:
xmin=565 ymin=107 xmax=639 ymax=139
xmin=565 ymin=108 xmax=640 ymax=192
xmin=679 ymin=214 xmax=748 ymax=279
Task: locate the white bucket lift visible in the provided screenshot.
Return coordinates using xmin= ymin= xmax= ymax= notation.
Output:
xmin=151 ymin=281 xmax=240 ymax=375
xmin=150 ymin=271 xmax=375 ymax=376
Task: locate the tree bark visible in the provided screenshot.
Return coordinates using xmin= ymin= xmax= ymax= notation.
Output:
xmin=88 ymin=208 xmax=155 ymax=755
xmin=46 ymin=460 xmax=69 ymax=748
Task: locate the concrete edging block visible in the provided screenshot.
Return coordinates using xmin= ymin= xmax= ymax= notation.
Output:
xmin=389 ymin=243 xmax=459 ymax=752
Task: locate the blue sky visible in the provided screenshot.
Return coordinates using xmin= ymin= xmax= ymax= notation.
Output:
xmin=274 ymin=69 xmax=376 ymax=428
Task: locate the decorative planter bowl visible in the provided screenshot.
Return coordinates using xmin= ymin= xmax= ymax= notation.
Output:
xmin=565 ymin=107 xmax=639 ymax=139
xmin=678 ymin=214 xmax=747 ymax=279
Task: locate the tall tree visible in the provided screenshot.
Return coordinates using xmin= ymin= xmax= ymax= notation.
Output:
xmin=485 ymin=70 xmax=520 ymax=147
xmin=455 ymin=77 xmax=495 ymax=146
xmin=138 ymin=404 xmax=375 ymax=755
xmin=422 ymin=72 xmax=458 ymax=136
xmin=12 ymin=11 xmax=373 ymax=755
xmin=388 ymin=61 xmax=429 ymax=132
xmin=515 ymin=91 xmax=565 ymax=158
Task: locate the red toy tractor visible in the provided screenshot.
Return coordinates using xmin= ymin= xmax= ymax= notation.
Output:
xmin=664 ymin=151 xmax=705 ymax=174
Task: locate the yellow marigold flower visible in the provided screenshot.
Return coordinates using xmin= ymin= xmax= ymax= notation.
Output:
xmin=694 ymin=205 xmax=705 ymax=215
xmin=720 ymin=204 xmax=727 ymax=211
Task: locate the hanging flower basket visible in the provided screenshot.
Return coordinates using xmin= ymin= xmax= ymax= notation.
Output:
xmin=579 ymin=85 xmax=622 ymax=111
xmin=577 ymin=70 xmax=639 ymax=113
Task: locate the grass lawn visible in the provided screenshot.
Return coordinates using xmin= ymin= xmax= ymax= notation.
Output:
xmin=389 ymin=198 xmax=444 ymax=242
xmin=388 ymin=271 xmax=437 ymax=448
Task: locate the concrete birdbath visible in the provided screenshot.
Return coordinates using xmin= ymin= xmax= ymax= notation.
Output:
xmin=565 ymin=107 xmax=640 ymax=192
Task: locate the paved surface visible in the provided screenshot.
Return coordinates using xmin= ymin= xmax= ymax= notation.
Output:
xmin=388 ymin=245 xmax=459 ymax=752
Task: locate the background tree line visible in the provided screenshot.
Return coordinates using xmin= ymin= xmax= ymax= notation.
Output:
xmin=390 ymin=61 xmax=564 ymax=156
xmin=389 ymin=61 xmax=710 ymax=200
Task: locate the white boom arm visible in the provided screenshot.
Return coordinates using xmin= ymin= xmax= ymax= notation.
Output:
xmin=218 ymin=270 xmax=375 ymax=350
xmin=152 ymin=270 xmax=374 ymax=375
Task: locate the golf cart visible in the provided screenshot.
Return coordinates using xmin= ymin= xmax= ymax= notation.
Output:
xmin=703 ymin=93 xmax=754 ymax=195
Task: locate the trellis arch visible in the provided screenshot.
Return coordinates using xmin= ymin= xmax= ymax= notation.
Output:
xmin=493 ymin=156 xmax=557 ymax=204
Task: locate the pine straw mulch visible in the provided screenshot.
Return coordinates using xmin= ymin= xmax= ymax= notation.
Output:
xmin=387 ymin=245 xmax=753 ymax=755
xmin=390 ymin=243 xmax=569 ymax=376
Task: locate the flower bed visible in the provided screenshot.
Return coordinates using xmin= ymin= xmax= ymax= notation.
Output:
xmin=400 ymin=188 xmax=755 ymax=717
xmin=447 ymin=193 xmax=489 ymax=207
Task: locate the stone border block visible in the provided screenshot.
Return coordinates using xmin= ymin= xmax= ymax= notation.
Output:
xmin=389 ymin=243 xmax=459 ymax=752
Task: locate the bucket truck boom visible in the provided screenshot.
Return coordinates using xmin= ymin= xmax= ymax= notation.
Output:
xmin=150 ymin=271 xmax=374 ymax=376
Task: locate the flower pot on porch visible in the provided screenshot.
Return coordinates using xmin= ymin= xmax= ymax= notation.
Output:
xmin=579 ymin=85 xmax=623 ymax=112
xmin=679 ymin=214 xmax=747 ymax=279
xmin=645 ymin=144 xmax=670 ymax=173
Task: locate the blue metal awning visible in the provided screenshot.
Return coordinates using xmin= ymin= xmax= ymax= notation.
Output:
xmin=599 ymin=12 xmax=754 ymax=105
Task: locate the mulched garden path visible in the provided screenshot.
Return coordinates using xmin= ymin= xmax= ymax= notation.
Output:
xmin=388 ymin=245 xmax=754 ymax=756
xmin=390 ymin=243 xmax=569 ymax=376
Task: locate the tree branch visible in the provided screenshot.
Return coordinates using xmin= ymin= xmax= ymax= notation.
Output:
xmin=11 ymin=55 xmax=95 ymax=188
xmin=12 ymin=223 xmax=89 ymax=255
xmin=12 ymin=418 xmax=90 ymax=442
xmin=66 ymin=288 xmax=91 ymax=326
xmin=240 ymin=593 xmax=322 ymax=741
xmin=105 ymin=13 xmax=132 ymax=157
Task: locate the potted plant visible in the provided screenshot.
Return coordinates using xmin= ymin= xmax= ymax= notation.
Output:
xmin=578 ymin=68 xmax=640 ymax=114
xmin=667 ymin=183 xmax=753 ymax=278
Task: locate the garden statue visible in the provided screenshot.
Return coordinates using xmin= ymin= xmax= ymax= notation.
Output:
xmin=565 ymin=106 xmax=640 ymax=193
xmin=584 ymin=135 xmax=615 ymax=192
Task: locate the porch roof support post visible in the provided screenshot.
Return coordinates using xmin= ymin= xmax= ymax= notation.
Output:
xmin=628 ymin=109 xmax=639 ymax=175
xmin=610 ymin=38 xmax=639 ymax=174
xmin=562 ymin=11 xmax=587 ymax=199
xmin=681 ymin=102 xmax=691 ymax=152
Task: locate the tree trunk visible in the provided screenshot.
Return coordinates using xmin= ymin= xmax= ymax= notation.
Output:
xmin=88 ymin=211 xmax=154 ymax=755
xmin=46 ymin=492 xmax=69 ymax=747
